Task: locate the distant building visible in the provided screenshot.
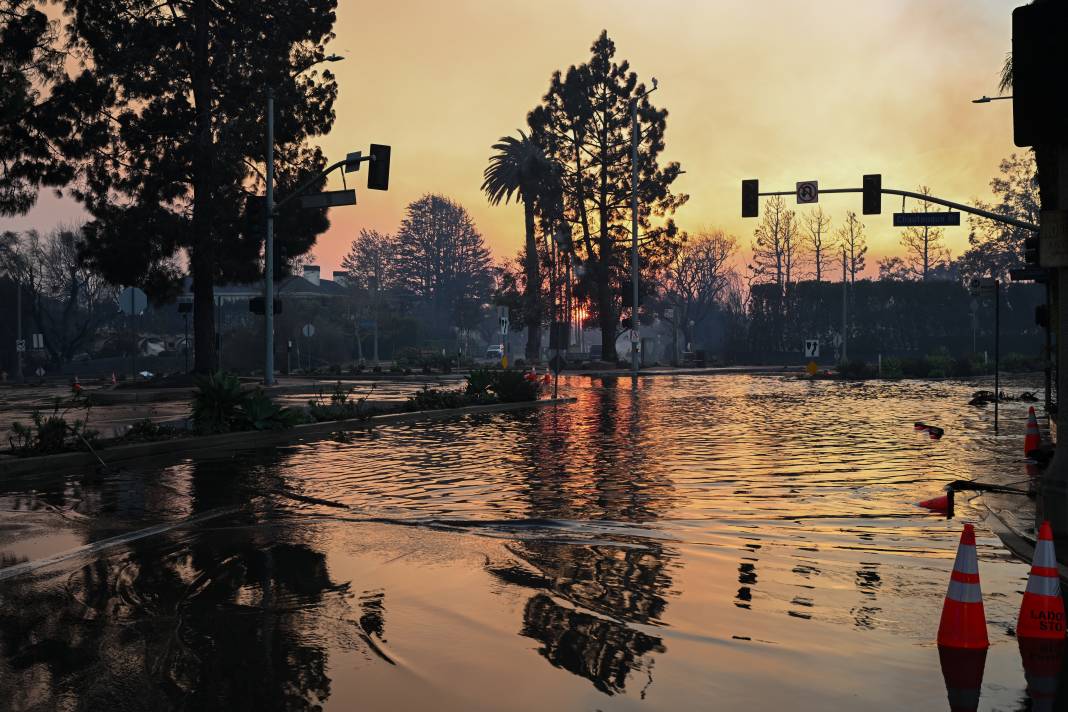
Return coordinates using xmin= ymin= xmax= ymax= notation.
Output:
xmin=178 ymin=264 xmax=349 ymax=304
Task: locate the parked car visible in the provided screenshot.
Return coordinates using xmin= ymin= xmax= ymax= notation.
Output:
xmin=485 ymin=345 xmax=504 ymax=360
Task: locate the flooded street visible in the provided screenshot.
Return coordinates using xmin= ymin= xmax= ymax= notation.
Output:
xmin=0 ymin=374 xmax=1049 ymax=710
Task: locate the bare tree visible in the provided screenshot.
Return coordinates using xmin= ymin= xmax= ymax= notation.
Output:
xmin=749 ymin=195 xmax=792 ymax=288
xmin=662 ymin=230 xmax=738 ymax=346
xmin=803 ymin=207 xmax=832 ymax=282
xmin=899 ymin=186 xmax=950 ymax=280
xmin=0 ymin=226 xmax=116 ymax=363
xmin=836 ymin=211 xmax=868 ymax=283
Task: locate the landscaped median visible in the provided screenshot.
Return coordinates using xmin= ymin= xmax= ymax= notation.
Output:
xmin=0 ymin=370 xmax=575 ymax=479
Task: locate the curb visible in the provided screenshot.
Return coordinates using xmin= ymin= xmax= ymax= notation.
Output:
xmin=0 ymin=397 xmax=576 ymax=480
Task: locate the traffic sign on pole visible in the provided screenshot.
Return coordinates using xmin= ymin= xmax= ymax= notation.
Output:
xmin=796 ymin=181 xmax=818 ymax=204
xmin=15 ymin=339 xmax=26 ymax=353
xmin=302 ymin=323 xmax=316 ymax=338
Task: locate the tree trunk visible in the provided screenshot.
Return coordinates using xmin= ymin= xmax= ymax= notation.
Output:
xmin=522 ymin=199 xmax=542 ymax=361
xmin=190 ymin=0 xmax=216 ymax=373
xmin=598 ymin=273 xmax=616 ymax=363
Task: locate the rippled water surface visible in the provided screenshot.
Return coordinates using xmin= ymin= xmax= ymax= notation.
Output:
xmin=0 ymin=374 xmax=1051 ymax=710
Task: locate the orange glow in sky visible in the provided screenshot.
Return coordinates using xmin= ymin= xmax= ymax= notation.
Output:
xmin=5 ymin=0 xmax=1020 ymax=279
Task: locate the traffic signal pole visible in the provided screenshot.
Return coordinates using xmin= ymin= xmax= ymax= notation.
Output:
xmin=749 ymin=185 xmax=1040 ymax=233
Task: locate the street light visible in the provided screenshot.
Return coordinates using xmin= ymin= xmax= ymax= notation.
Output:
xmin=972 ymin=95 xmax=1013 ymax=104
xmin=630 ymin=77 xmax=658 ymax=374
xmin=264 ymin=54 xmax=344 ymax=386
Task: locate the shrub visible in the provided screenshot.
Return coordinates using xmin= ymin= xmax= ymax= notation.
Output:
xmin=405 ymin=386 xmax=471 ymax=411
xmin=6 ymin=397 xmax=99 ymax=456
xmin=307 ymin=382 xmax=376 ymax=422
xmin=191 ymin=371 xmax=247 ymax=434
xmin=837 ymin=360 xmax=875 ymax=379
xmin=488 ymin=369 xmax=539 ymax=402
xmin=191 ymin=371 xmax=301 ymax=434
xmin=880 ymin=357 xmax=904 ymax=379
xmin=237 ymin=389 xmax=306 ymax=430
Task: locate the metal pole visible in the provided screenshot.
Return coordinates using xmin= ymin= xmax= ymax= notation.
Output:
xmin=841 ymin=249 xmax=848 ymax=363
xmin=630 ymin=98 xmax=640 ymax=374
xmin=994 ymin=280 xmax=1000 ymax=434
xmin=264 ymin=86 xmax=276 ymax=385
xmin=184 ymin=313 xmax=189 ymax=373
xmin=15 ymin=279 xmax=24 ymax=383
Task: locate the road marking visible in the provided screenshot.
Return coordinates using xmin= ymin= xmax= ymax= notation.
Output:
xmin=0 ymin=506 xmax=240 ymax=583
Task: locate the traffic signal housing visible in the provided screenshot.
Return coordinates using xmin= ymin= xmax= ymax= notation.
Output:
xmin=1024 ymin=234 xmax=1040 ymax=266
xmin=368 ymin=144 xmax=391 ymax=190
xmin=741 ymin=179 xmax=759 ymax=218
xmin=862 ymin=174 xmax=881 ymax=215
xmin=1013 ymin=2 xmax=1068 ymax=147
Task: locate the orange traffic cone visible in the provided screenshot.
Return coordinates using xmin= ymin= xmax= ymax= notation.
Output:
xmin=915 ymin=421 xmax=930 ymax=431
xmin=938 ymin=524 xmax=989 ymax=649
xmin=1017 ymin=521 xmax=1066 ymax=640
xmin=929 ymin=426 xmax=945 ymax=440
xmin=938 ymin=646 xmax=987 ymax=712
xmin=1025 ymin=406 xmax=1042 ymax=457
xmin=919 ymin=494 xmax=950 ymax=512
xmin=1019 ymin=638 xmax=1064 ymax=712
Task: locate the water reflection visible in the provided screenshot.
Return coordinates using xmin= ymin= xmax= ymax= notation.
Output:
xmin=0 ymin=454 xmax=363 ymax=711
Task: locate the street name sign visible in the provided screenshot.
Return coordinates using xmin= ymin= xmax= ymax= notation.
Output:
xmin=892 ymin=212 xmax=961 ymax=227
xmin=1040 ymin=210 xmax=1068 ymax=268
xmin=300 ymin=189 xmax=357 ymax=209
xmin=796 ymin=181 xmax=818 ymax=204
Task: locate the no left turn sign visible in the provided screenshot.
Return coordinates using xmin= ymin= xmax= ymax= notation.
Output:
xmin=796 ymin=181 xmax=818 ymax=204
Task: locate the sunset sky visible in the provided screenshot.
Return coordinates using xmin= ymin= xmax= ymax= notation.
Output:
xmin=6 ymin=0 xmax=1020 ymax=278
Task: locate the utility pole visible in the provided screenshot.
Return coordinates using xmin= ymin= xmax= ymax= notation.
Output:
xmin=630 ymin=78 xmax=658 ymax=374
xmin=630 ymin=96 xmax=640 ymax=373
xmin=264 ymin=86 xmax=276 ymax=386
xmin=15 ymin=278 xmax=23 ymax=383
xmin=841 ymin=248 xmax=848 ymax=363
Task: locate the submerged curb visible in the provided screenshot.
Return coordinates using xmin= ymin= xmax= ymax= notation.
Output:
xmin=0 ymin=397 xmax=576 ymax=480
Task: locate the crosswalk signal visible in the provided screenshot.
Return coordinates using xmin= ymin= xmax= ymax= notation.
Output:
xmin=741 ymin=179 xmax=759 ymax=218
xmin=1024 ymin=234 xmax=1040 ymax=266
xmin=862 ymin=174 xmax=881 ymax=215
xmin=368 ymin=144 xmax=391 ymax=191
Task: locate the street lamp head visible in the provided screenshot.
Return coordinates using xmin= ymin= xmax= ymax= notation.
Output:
xmin=972 ymin=96 xmax=991 ymax=104
xmin=324 ymin=54 xmax=344 ymax=63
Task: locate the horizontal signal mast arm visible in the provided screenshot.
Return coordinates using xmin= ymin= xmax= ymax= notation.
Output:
xmin=757 ymin=186 xmax=1039 ymax=232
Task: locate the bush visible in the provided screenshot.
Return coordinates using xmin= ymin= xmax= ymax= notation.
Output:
xmin=488 ymin=369 xmax=540 ymax=402
xmin=837 ymin=360 xmax=875 ymax=379
xmin=6 ymin=397 xmax=99 ymax=456
xmin=307 ymin=382 xmax=376 ymax=422
xmin=191 ymin=371 xmax=302 ymax=434
xmin=191 ymin=371 xmax=247 ymax=434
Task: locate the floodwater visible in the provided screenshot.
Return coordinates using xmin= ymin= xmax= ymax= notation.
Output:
xmin=0 ymin=374 xmax=1053 ymax=711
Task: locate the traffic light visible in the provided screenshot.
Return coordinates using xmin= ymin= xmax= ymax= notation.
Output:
xmin=741 ymin=179 xmax=759 ymax=218
xmin=271 ymin=241 xmax=288 ymax=281
xmin=1024 ymin=234 xmax=1040 ymax=266
xmin=862 ymin=174 xmax=881 ymax=215
xmin=368 ymin=144 xmax=391 ymax=190
xmin=1013 ymin=2 xmax=1068 ymax=147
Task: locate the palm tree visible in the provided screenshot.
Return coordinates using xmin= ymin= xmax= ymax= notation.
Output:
xmin=483 ymin=131 xmax=555 ymax=361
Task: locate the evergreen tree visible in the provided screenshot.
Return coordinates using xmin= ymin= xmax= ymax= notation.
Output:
xmin=57 ymin=0 xmax=340 ymax=372
xmin=527 ymin=31 xmax=686 ymax=361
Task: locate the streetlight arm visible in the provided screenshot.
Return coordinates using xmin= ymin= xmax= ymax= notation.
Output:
xmin=272 ymin=154 xmax=374 ymax=212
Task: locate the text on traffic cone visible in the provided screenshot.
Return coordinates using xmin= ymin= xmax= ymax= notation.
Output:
xmin=1017 ymin=521 xmax=1066 ymax=640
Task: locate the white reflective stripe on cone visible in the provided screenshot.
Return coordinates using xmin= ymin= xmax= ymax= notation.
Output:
xmin=1026 ymin=574 xmax=1061 ymax=597
xmin=1035 ymin=541 xmax=1057 ymax=569
xmin=947 ymin=579 xmax=983 ymax=603
xmin=954 ymin=546 xmax=980 ymax=575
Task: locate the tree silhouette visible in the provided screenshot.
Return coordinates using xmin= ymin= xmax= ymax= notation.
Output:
xmin=527 ymin=31 xmax=687 ymax=361
xmin=56 ymin=0 xmax=339 ymax=372
xmin=483 ymin=131 xmax=558 ymax=360
xmin=836 ymin=211 xmax=868 ymax=284
xmin=803 ymin=207 xmax=832 ymax=282
xmin=898 ymin=186 xmax=950 ymax=280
